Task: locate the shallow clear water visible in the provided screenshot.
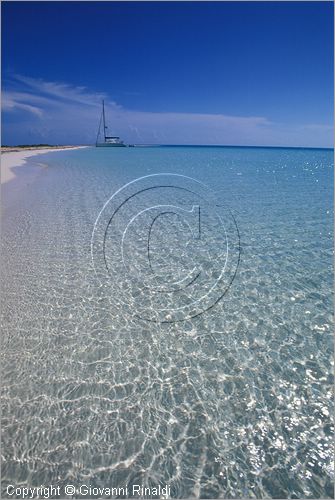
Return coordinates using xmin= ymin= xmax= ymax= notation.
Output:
xmin=1 ymin=146 xmax=334 ymax=498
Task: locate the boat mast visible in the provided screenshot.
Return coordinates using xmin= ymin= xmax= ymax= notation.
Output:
xmin=96 ymin=105 xmax=103 ymax=146
xmin=102 ymin=100 xmax=107 ymax=142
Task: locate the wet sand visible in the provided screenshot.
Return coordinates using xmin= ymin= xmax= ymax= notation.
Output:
xmin=1 ymin=146 xmax=89 ymax=185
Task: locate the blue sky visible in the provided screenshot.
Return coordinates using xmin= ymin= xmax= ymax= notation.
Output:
xmin=2 ymin=1 xmax=333 ymax=147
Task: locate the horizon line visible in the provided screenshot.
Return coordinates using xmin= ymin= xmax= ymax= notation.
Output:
xmin=2 ymin=143 xmax=333 ymax=151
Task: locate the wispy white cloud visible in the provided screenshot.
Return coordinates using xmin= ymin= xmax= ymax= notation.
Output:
xmin=11 ymin=74 xmax=109 ymax=107
xmin=2 ymin=74 xmax=333 ymax=148
xmin=2 ymin=90 xmax=45 ymax=117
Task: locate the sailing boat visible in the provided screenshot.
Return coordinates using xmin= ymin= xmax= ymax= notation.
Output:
xmin=96 ymin=100 xmax=126 ymax=147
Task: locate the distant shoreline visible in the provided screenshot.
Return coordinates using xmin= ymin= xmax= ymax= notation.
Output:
xmin=1 ymin=145 xmax=89 ymax=153
xmin=1 ymin=145 xmax=89 ymax=185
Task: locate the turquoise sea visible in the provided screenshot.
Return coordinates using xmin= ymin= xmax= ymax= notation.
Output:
xmin=1 ymin=146 xmax=334 ymax=498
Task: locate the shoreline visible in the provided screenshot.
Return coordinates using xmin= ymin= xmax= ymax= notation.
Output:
xmin=1 ymin=146 xmax=89 ymax=185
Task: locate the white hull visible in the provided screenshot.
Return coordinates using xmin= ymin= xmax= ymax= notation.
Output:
xmin=96 ymin=142 xmax=127 ymax=147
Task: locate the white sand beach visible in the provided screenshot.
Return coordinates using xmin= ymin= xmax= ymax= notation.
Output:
xmin=1 ymin=146 xmax=88 ymax=185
